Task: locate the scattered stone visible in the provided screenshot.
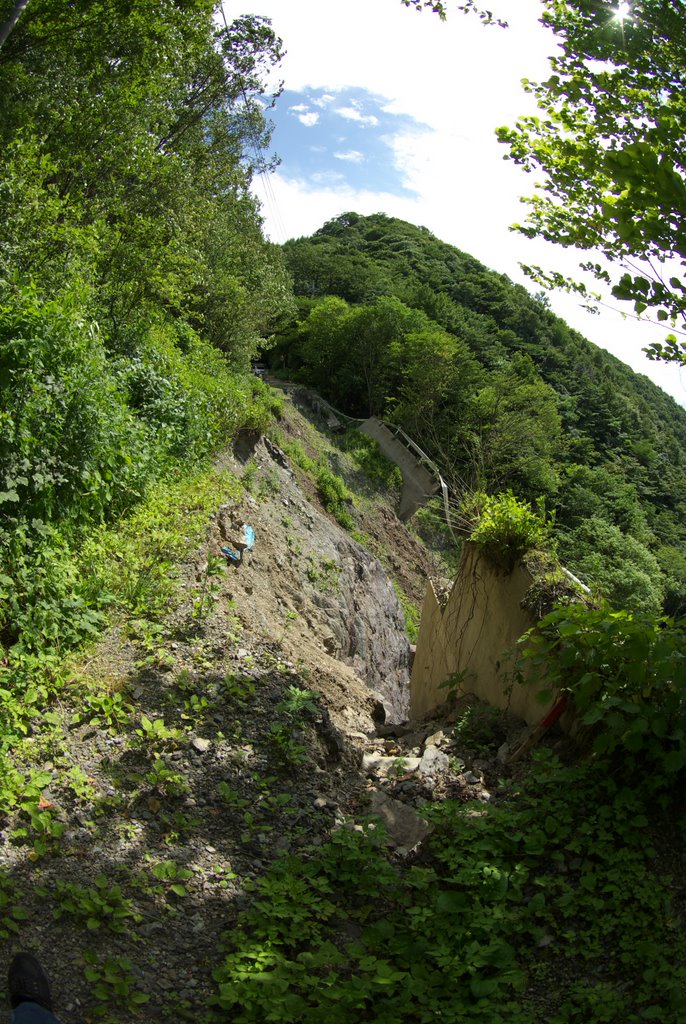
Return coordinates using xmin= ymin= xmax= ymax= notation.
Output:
xmin=425 ymin=730 xmax=448 ymax=748
xmin=463 ymin=770 xmax=482 ymax=786
xmin=191 ymin=737 xmax=211 ymax=753
xmin=368 ymin=790 xmax=430 ymax=851
xmin=396 ymin=781 xmax=419 ymax=796
xmin=362 ymin=752 xmax=421 ymax=776
xmin=419 ymin=745 xmax=450 ymax=777
xmin=497 ymin=742 xmax=510 ymax=764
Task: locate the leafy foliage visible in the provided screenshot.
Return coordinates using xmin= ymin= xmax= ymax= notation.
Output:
xmin=518 ymin=602 xmax=686 ymax=778
xmin=497 ymin=1 xmax=686 ymax=358
xmin=467 ymin=492 xmax=552 ymax=571
xmin=213 ymin=754 xmax=686 ymax=1023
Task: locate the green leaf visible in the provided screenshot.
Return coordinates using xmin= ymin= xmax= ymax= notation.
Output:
xmin=470 ymin=976 xmax=499 ymax=999
xmin=662 ymin=750 xmax=686 ymax=773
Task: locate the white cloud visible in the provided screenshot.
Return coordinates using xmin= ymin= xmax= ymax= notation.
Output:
xmin=333 ymin=149 xmax=365 ymax=164
xmin=309 ymin=170 xmax=346 ymax=186
xmin=335 ymin=106 xmax=379 ymax=127
xmin=289 ymin=103 xmax=309 ymax=112
xmin=313 ymin=93 xmax=336 ymax=108
xmin=297 ymin=111 xmax=320 ymax=127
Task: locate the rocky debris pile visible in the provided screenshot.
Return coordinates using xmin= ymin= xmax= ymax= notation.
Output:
xmin=338 ymin=707 xmax=522 ymax=856
xmin=210 ymin=436 xmax=412 ymax=721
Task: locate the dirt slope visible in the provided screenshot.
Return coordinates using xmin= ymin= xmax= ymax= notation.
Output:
xmin=1 ymin=395 xmax=492 ymax=1021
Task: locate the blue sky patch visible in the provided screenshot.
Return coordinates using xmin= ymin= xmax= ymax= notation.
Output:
xmin=267 ymin=86 xmax=429 ymax=195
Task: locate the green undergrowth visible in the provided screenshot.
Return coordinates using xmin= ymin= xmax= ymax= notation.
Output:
xmin=393 ymin=582 xmax=421 ymax=644
xmin=0 ymin=284 xmax=278 ymax=668
xmin=339 ymin=429 xmax=403 ymax=491
xmin=519 ymin=602 xmax=686 ymax=778
xmin=79 ymin=467 xmax=241 ymax=621
xmin=273 ymin=415 xmax=401 ymax=534
xmin=212 ymin=752 xmax=686 ymax=1024
xmin=274 ymin=434 xmax=356 ymax=530
xmin=465 ymin=491 xmax=554 ymax=572
xmin=0 ymin=463 xmax=241 ymax=815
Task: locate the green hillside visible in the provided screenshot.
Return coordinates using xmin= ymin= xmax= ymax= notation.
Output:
xmin=275 ymin=212 xmax=686 ymax=616
xmin=1 ymin=11 xmax=686 ymax=1023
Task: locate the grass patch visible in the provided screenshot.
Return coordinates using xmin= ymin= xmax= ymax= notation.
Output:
xmin=79 ymin=466 xmax=241 ymax=621
xmin=393 ymin=581 xmax=421 ymax=643
xmin=0 ymin=462 xmax=241 ymax=817
xmin=340 ymin=429 xmax=403 ymax=490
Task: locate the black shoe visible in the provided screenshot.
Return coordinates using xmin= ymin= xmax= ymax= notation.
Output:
xmin=8 ymin=953 xmax=53 ymax=1011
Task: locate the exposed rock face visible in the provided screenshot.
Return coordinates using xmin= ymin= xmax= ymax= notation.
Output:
xmin=212 ymin=437 xmax=411 ymax=722
xmin=314 ymin=533 xmax=411 ymax=722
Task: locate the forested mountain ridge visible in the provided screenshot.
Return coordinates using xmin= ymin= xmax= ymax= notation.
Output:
xmin=276 ymin=213 xmax=686 ymax=615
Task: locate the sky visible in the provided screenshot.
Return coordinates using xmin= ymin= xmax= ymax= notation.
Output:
xmin=232 ymin=0 xmax=686 ymax=407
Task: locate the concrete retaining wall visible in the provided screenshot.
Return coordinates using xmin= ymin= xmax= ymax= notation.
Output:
xmin=359 ymin=417 xmax=439 ymax=520
xmin=410 ymin=543 xmax=556 ymax=725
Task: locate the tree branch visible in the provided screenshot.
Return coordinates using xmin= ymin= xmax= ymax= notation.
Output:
xmin=0 ymin=0 xmax=30 ymax=52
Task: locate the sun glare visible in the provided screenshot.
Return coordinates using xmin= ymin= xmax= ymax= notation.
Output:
xmin=613 ymin=2 xmax=632 ymax=23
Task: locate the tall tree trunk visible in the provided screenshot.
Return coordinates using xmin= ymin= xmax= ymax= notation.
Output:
xmin=0 ymin=0 xmax=30 ymax=52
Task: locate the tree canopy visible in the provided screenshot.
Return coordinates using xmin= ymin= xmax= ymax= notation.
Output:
xmin=0 ymin=1 xmax=293 ymax=659
xmin=497 ymin=0 xmax=686 ymax=364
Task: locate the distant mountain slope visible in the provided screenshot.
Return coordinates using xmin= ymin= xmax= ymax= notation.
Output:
xmin=275 ymin=213 xmax=686 ymax=616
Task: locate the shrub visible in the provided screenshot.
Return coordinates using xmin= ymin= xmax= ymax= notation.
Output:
xmin=0 ymin=287 xmax=156 ymax=533
xmin=467 ymin=491 xmax=552 ymax=570
xmin=316 ymin=466 xmax=354 ymax=530
xmin=518 ymin=602 xmax=686 ymax=780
